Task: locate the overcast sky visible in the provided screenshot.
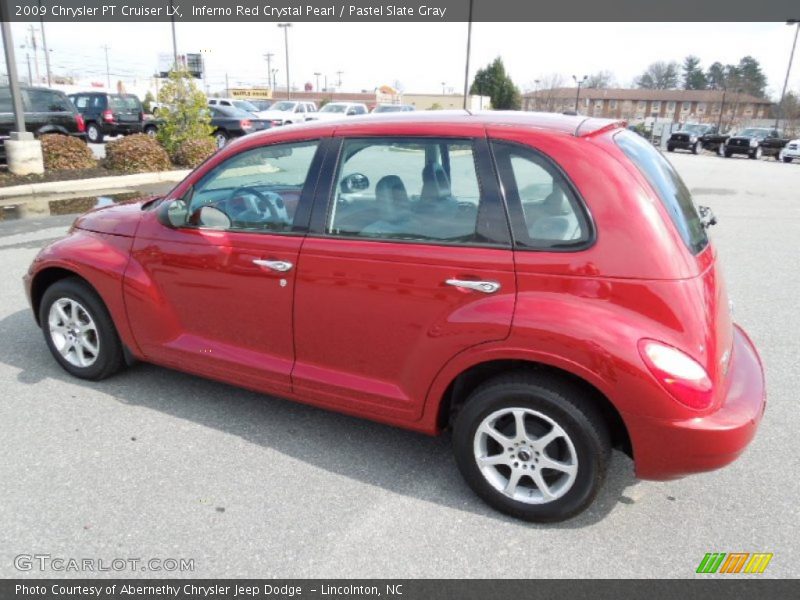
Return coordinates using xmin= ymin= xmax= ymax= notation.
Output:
xmin=5 ymin=21 xmax=799 ymax=97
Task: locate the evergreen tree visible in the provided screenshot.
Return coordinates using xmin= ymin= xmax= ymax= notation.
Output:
xmin=469 ymin=57 xmax=522 ymax=110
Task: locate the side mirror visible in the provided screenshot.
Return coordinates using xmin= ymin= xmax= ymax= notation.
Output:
xmin=340 ymin=173 xmax=370 ymax=193
xmin=157 ymin=199 xmax=189 ymax=228
xmin=196 ymin=206 xmax=231 ymax=229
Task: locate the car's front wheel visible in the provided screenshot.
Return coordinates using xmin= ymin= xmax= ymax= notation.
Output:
xmin=452 ymin=372 xmax=610 ymax=522
xmin=750 ymin=146 xmax=762 ymax=160
xmin=692 ymin=141 xmax=700 ymax=155
xmin=39 ymin=278 xmax=124 ymax=381
xmin=213 ymin=130 xmax=228 ymax=149
xmin=783 ymin=156 xmax=794 ymax=163
xmin=666 ymin=145 xmax=674 ymax=152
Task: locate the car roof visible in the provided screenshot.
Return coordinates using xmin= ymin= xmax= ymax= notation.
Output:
xmin=250 ymin=110 xmax=624 ymax=138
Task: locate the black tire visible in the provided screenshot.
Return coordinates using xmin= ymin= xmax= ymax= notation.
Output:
xmin=666 ymin=145 xmax=674 ymax=152
xmin=143 ymin=125 xmax=157 ymax=137
xmin=749 ymin=147 xmax=762 ymax=160
xmin=452 ymin=371 xmax=611 ymax=522
xmin=783 ymin=157 xmax=793 ymax=163
xmin=86 ymin=122 xmax=103 ymax=143
xmin=39 ymin=278 xmax=125 ymax=381
xmin=213 ymin=130 xmax=228 ymax=149
xmin=724 ymin=149 xmax=732 ymax=158
xmin=691 ymin=141 xmax=700 ymax=155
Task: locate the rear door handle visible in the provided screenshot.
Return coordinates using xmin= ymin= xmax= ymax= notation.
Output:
xmin=253 ymin=259 xmax=293 ymax=272
xmin=445 ymin=279 xmax=501 ymax=294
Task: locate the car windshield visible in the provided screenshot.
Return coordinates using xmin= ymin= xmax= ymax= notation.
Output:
xmin=615 ymin=129 xmax=708 ymax=255
xmin=738 ymin=128 xmax=769 ymax=137
xmin=271 ymin=101 xmax=296 ymax=112
xmin=109 ymin=95 xmax=139 ymax=111
xmin=233 ymin=100 xmax=259 ymax=113
xmin=681 ymin=125 xmax=707 ymax=134
xmin=320 ymin=104 xmax=348 ymax=113
xmin=374 ymin=105 xmax=403 ymax=113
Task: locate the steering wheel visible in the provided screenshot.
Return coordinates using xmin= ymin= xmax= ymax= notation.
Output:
xmin=224 ymin=185 xmax=281 ymax=222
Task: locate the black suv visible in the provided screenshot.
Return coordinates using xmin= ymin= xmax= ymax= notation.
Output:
xmin=666 ymin=124 xmax=721 ymax=154
xmin=68 ymin=93 xmax=144 ymax=143
xmin=1 ymin=86 xmax=86 ymax=163
xmin=723 ymin=128 xmax=789 ymax=160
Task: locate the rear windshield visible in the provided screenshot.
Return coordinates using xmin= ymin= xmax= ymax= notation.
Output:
xmin=109 ymin=95 xmax=141 ymax=111
xmin=615 ymin=130 xmax=708 ymax=254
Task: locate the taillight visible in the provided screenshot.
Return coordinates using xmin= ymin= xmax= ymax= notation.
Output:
xmin=240 ymin=119 xmax=252 ymax=128
xmin=102 ymin=109 xmax=114 ymax=122
xmin=638 ymin=339 xmax=713 ymax=410
xmin=75 ymin=114 xmax=85 ymax=133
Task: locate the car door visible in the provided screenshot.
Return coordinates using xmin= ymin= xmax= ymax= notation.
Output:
xmin=125 ymin=138 xmax=326 ymax=396
xmin=291 ymin=135 xmax=516 ymax=422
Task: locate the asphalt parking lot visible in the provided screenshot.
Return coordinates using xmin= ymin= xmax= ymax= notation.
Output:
xmin=0 ymin=152 xmax=798 ymax=578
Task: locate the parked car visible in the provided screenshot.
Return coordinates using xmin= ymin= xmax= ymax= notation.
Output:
xmin=722 ymin=127 xmax=789 ymax=159
xmin=1 ymin=86 xmax=86 ymax=163
xmin=208 ymin=97 xmax=264 ymax=117
xmin=68 ymin=92 xmax=144 ymax=143
xmin=256 ymin=100 xmax=317 ymax=126
xmin=779 ymin=138 xmax=799 ymax=163
xmin=372 ymin=104 xmax=415 ymax=113
xmin=23 ymin=112 xmax=765 ymax=522
xmin=139 ymin=105 xmax=271 ymax=148
xmin=666 ymin=123 xmax=723 ymax=154
xmin=308 ymin=102 xmax=368 ymax=121
xmin=208 ymin=105 xmax=271 ymax=148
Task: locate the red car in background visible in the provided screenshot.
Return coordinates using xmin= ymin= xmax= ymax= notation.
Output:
xmin=24 ymin=112 xmax=765 ymax=522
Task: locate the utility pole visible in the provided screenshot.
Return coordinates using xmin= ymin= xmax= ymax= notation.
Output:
xmin=277 ymin=23 xmax=292 ymax=99
xmin=264 ymin=52 xmax=274 ymax=89
xmin=23 ymin=49 xmax=32 ymax=85
xmin=200 ymin=48 xmax=211 ymax=94
xmin=169 ymin=0 xmax=178 ymax=68
xmin=775 ymin=20 xmax=799 ymax=131
xmin=272 ymin=69 xmax=278 ymax=91
xmin=336 ymin=70 xmax=343 ymax=87
xmin=314 ymin=72 xmax=321 ymax=91
xmin=27 ymin=25 xmax=40 ymax=84
xmin=462 ymin=0 xmax=474 ymax=109
xmin=225 ymin=72 xmax=230 ymax=96
xmin=38 ymin=1 xmax=51 ymax=86
xmin=324 ymin=74 xmax=328 ymax=92
xmin=716 ymin=87 xmax=727 ymax=131
xmin=101 ymin=44 xmax=111 ymax=89
xmin=572 ymin=74 xmax=588 ymax=112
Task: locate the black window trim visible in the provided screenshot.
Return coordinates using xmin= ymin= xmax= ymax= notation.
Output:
xmin=307 ymin=134 xmax=512 ymax=249
xmin=488 ymin=138 xmax=596 ymax=253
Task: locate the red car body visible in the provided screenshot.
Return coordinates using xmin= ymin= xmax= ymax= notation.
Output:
xmin=25 ymin=112 xmax=765 ymax=483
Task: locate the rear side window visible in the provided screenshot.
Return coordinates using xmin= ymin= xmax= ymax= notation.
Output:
xmin=615 ymin=130 xmax=708 ymax=254
xmin=491 ymin=141 xmax=592 ymax=250
xmin=25 ymin=90 xmax=72 ymax=112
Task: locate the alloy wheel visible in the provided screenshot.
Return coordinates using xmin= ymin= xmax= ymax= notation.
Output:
xmin=47 ymin=298 xmax=100 ymax=368
xmin=473 ymin=407 xmax=578 ymax=504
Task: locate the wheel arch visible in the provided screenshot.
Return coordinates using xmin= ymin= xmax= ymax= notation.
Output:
xmin=434 ymin=358 xmax=632 ymax=458
xmin=30 ymin=267 xmax=92 ymax=326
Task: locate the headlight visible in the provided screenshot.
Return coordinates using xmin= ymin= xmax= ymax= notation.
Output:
xmin=689 ymin=136 xmax=697 ymax=142
xmin=750 ymin=139 xmax=758 ymax=147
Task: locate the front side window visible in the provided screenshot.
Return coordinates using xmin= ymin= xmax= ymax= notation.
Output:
xmin=184 ymin=140 xmax=320 ymax=233
xmin=615 ymin=129 xmax=707 ymax=254
xmin=491 ymin=141 xmax=591 ymax=250
xmin=326 ymin=138 xmax=484 ymax=244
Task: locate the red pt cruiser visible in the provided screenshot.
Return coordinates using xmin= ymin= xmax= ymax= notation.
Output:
xmin=24 ymin=112 xmax=766 ymax=521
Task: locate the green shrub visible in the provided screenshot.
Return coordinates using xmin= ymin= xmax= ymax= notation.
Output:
xmin=172 ymin=137 xmax=217 ymax=168
xmin=156 ymin=68 xmax=213 ymax=157
xmin=105 ymin=134 xmax=171 ymax=173
xmin=40 ymin=134 xmax=96 ymax=171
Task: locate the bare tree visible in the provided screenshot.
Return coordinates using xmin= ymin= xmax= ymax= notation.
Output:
xmin=530 ymin=72 xmax=565 ymax=111
xmin=636 ymin=61 xmax=680 ymax=89
xmin=585 ymin=70 xmax=616 ymax=89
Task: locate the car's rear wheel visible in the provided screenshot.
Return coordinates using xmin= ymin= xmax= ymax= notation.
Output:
xmin=724 ymin=148 xmax=732 ymax=158
xmin=86 ymin=123 xmax=103 ymax=143
xmin=692 ymin=141 xmax=700 ymax=154
xmin=666 ymin=145 xmax=674 ymax=152
xmin=452 ymin=372 xmax=610 ymax=522
xmin=213 ymin=130 xmax=228 ymax=148
xmin=39 ymin=278 xmax=124 ymax=381
xmin=783 ymin=156 xmax=794 ymax=163
xmin=750 ymin=146 xmax=762 ymax=160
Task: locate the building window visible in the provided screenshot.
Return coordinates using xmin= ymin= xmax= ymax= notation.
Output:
xmin=609 ymin=100 xmax=617 ymax=109
xmin=667 ymin=101 xmax=676 ymax=111
xmin=637 ymin=100 xmax=646 ymax=109
xmin=681 ymin=101 xmax=691 ymax=111
xmin=651 ymin=101 xmax=661 ymax=113
xmin=697 ymin=102 xmax=706 ymax=113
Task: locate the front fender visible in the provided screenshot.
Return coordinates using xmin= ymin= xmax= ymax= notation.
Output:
xmin=27 ymin=230 xmax=142 ymax=357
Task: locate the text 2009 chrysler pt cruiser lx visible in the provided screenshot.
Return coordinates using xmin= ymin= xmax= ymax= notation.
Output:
xmin=24 ymin=112 xmax=766 ymax=522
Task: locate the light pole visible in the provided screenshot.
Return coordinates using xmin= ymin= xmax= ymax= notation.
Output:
xmin=533 ymin=79 xmax=540 ymax=111
xmin=277 ymin=23 xmax=292 ymax=99
xmin=264 ymin=52 xmax=274 ymax=89
xmin=200 ymin=48 xmax=211 ymax=94
xmin=272 ymin=69 xmax=279 ymax=91
xmin=102 ymin=44 xmax=111 ymax=89
xmin=572 ymin=74 xmax=587 ymax=112
xmin=716 ymin=86 xmax=727 ymax=131
xmin=462 ymin=0 xmax=474 ymax=110
xmin=775 ymin=20 xmax=799 ymax=131
xmin=169 ymin=0 xmax=178 ymax=68
xmin=336 ymin=70 xmax=343 ymax=87
xmin=314 ymin=72 xmax=321 ymax=91
xmin=441 ymin=81 xmax=446 ymax=95
xmin=38 ymin=0 xmax=51 ymax=86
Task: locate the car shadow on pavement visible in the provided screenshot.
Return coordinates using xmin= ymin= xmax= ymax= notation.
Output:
xmin=1 ymin=308 xmax=639 ymax=528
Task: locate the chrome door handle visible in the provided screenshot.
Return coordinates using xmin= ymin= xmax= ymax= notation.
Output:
xmin=445 ymin=279 xmax=501 ymax=294
xmin=253 ymin=259 xmax=293 ymax=272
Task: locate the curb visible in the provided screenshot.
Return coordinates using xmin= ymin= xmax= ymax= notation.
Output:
xmin=0 ymin=169 xmax=191 ymax=200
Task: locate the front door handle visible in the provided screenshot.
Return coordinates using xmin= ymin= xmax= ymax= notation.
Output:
xmin=253 ymin=259 xmax=293 ymax=272
xmin=445 ymin=279 xmax=501 ymax=294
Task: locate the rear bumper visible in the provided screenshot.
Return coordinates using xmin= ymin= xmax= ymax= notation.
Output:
xmin=668 ymin=139 xmax=695 ymax=149
xmin=625 ymin=325 xmax=766 ymax=480
xmin=103 ymin=123 xmax=143 ymax=135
